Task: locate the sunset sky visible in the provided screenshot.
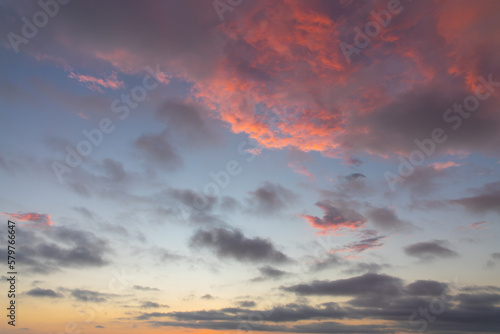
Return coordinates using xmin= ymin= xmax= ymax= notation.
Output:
xmin=1 ymin=0 xmax=500 ymax=333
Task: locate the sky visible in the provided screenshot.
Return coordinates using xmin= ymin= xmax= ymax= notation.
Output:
xmin=0 ymin=0 xmax=500 ymax=333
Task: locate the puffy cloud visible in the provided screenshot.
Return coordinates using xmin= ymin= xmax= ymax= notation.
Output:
xmin=404 ymin=240 xmax=459 ymax=261
xmin=26 ymin=288 xmax=62 ymax=298
xmin=246 ymin=182 xmax=298 ymax=215
xmin=190 ymin=227 xmax=291 ymax=264
xmin=449 ymin=181 xmax=500 ymax=214
xmin=201 ymin=294 xmax=214 ymax=300
xmin=236 ymin=300 xmax=256 ymax=308
xmin=251 ymin=266 xmax=289 ymax=282
xmin=11 ymin=226 xmax=111 ymax=274
xmin=366 ymin=206 xmax=414 ymax=232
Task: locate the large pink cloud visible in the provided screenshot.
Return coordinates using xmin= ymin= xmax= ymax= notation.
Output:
xmin=4 ymin=0 xmax=500 ymax=159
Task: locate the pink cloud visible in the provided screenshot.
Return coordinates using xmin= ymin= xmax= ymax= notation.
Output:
xmin=68 ymin=71 xmax=125 ymax=92
xmin=329 ymin=230 xmax=387 ymax=258
xmin=429 ymin=161 xmax=461 ymax=171
xmin=470 ymin=221 xmax=488 ymax=230
xmin=2 ymin=212 xmax=55 ymax=227
xmin=288 ymin=163 xmax=314 ymax=180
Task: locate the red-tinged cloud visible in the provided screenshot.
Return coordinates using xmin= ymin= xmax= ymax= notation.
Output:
xmin=330 ymin=235 xmax=386 ymax=258
xmin=288 ymin=163 xmax=314 ymax=180
xmin=2 ymin=212 xmax=55 ymax=227
xmin=429 ymin=161 xmax=461 ymax=171
xmin=68 ymin=72 xmax=125 ymax=92
xmin=466 ymin=221 xmax=488 ymax=231
xmin=299 ymin=200 xmax=366 ymax=234
xmin=3 ymin=0 xmax=500 ymax=159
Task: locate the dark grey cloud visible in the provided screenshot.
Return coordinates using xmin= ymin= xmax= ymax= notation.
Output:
xmin=457 ymin=293 xmax=500 ymax=307
xmin=69 ymin=289 xmax=117 ymax=303
xmin=190 ymin=227 xmax=290 ymax=264
xmin=344 ymin=80 xmax=500 ymax=157
xmin=404 ymin=240 xmax=459 ymax=261
xmin=246 ymin=182 xmax=298 ymax=215
xmin=237 ymin=300 xmax=256 ymax=308
xmin=141 ymin=301 xmax=168 ymax=309
xmin=201 ymin=294 xmax=214 ymax=300
xmin=165 ymin=187 xmax=217 ymax=212
xmin=405 ymin=280 xmax=448 ymax=296
xmin=134 ymin=131 xmax=183 ymax=171
xmin=157 ymin=187 xmax=228 ymax=227
xmin=133 ymin=285 xmax=160 ymax=291
xmin=36 ymin=227 xmax=110 ymax=267
xmin=0 ymin=0 xmax=223 ymax=78
xmin=14 ymin=226 xmax=111 ymax=274
xmin=461 ymin=285 xmax=500 ymax=293
xmin=282 ymin=273 xmax=403 ymax=297
xmin=132 ymin=274 xmax=500 ymax=333
xmin=135 ymin=312 xmax=170 ymax=321
xmin=449 ymin=181 xmax=500 ymax=214
xmin=259 ymin=266 xmax=287 ymax=278
xmin=366 ymin=206 xmax=414 ymax=232
xmin=26 ymin=288 xmax=62 ymax=298
xmin=55 ymin=157 xmax=156 ymax=203
xmin=149 ymin=320 xmax=288 ymax=332
xmin=140 ymin=303 xmax=348 ymax=323
xmin=252 ymin=266 xmax=288 ymax=282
